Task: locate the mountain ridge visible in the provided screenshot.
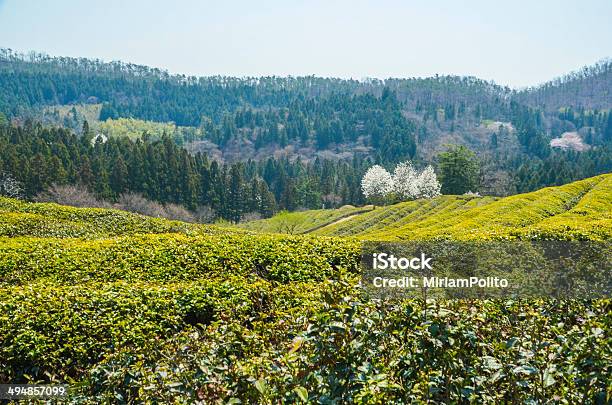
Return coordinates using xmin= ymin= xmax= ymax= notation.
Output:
xmin=1 ymin=49 xmax=611 ymax=216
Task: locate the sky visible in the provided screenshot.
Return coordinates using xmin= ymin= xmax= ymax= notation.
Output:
xmin=0 ymin=0 xmax=611 ymax=88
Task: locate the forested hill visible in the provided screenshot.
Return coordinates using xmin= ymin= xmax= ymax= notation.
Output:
xmin=0 ymin=48 xmax=509 ymax=125
xmin=4 ymin=50 xmax=610 ymax=123
xmin=0 ymin=49 xmax=611 ymax=218
xmin=515 ymin=59 xmax=612 ymax=111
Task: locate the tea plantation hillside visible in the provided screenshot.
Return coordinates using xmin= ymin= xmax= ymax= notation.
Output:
xmin=238 ymin=204 xmax=374 ymax=234
xmin=0 ymin=180 xmax=610 ymax=402
xmin=245 ymin=174 xmax=612 ymax=241
xmin=0 ymin=197 xmax=227 ymax=238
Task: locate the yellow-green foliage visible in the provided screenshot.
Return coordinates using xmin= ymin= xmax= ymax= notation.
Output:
xmin=0 ymin=178 xmax=609 ymax=402
xmin=96 ymin=117 xmax=176 ymax=139
xmin=95 ymin=117 xmax=202 ymax=139
xmin=309 ymin=174 xmax=612 ymax=241
xmin=0 ymin=197 xmax=231 ymax=238
xmin=0 ymin=278 xmax=329 ymax=383
xmin=0 ymin=197 xmax=362 ymax=392
xmin=238 ymin=205 xmax=373 ymax=234
xmin=0 ymin=233 xmax=360 ymax=285
xmin=523 ymin=174 xmax=612 ymax=240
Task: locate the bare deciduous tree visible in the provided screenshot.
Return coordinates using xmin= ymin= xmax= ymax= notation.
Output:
xmin=116 ymin=192 xmax=166 ymax=217
xmin=240 ymin=211 xmax=262 ymax=223
xmin=35 ymin=184 xmax=110 ymax=208
xmin=36 ymin=185 xmax=214 ymax=224
xmin=162 ymin=203 xmax=196 ymax=223
xmin=193 ymin=205 xmax=217 ymax=223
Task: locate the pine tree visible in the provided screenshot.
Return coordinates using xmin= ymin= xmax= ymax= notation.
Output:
xmin=82 ymin=120 xmax=91 ymax=136
xmin=437 ymin=145 xmax=480 ymax=195
xmin=227 ymin=164 xmax=243 ymax=222
xmin=258 ymin=181 xmax=276 ymax=217
xmin=92 ymin=156 xmax=112 ymax=199
xmin=110 ymin=155 xmax=128 ymax=196
xmin=179 ymin=152 xmax=198 ymax=209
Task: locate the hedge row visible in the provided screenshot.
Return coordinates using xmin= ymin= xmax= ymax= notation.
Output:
xmin=0 ymin=277 xmax=332 ymax=383
xmin=315 ymin=174 xmax=612 ymax=241
xmin=0 ymin=233 xmax=361 ymax=285
xmin=71 ymin=295 xmax=611 ymax=403
xmin=0 ymin=197 xmax=211 ymax=238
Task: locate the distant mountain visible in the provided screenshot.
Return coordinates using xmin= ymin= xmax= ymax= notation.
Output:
xmin=515 ymin=59 xmax=612 ymax=111
xmin=0 ymin=48 xmax=611 ymax=204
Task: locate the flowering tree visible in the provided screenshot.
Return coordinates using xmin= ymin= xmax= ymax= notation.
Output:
xmin=392 ymin=161 xmax=420 ymax=200
xmin=0 ymin=172 xmax=23 ymax=199
xmin=362 ymin=162 xmax=441 ymax=204
xmin=361 ymin=165 xmax=393 ymax=201
xmin=416 ymin=165 xmax=441 ymax=198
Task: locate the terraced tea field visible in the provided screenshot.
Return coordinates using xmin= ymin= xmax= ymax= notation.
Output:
xmin=0 ymin=175 xmax=610 ymax=402
xmin=238 ymin=204 xmax=374 ymax=234
xmin=245 ymin=174 xmax=612 ymax=241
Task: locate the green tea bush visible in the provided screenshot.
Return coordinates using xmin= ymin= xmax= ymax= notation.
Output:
xmin=311 ymin=174 xmax=612 ymax=241
xmin=238 ymin=205 xmax=374 ymax=234
xmin=67 ymin=291 xmax=611 ymax=404
xmin=0 ymin=233 xmax=361 ymax=285
xmin=0 ymin=279 xmax=259 ymax=382
xmin=0 ymin=176 xmax=609 ymax=403
xmin=0 ymin=197 xmax=230 ymax=238
xmin=0 ymin=277 xmax=338 ymax=386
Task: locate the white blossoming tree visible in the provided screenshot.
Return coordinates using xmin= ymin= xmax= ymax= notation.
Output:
xmin=361 ymin=165 xmax=394 ymax=203
xmin=416 ymin=165 xmax=441 ymax=198
xmin=0 ymin=172 xmax=23 ymax=199
xmin=392 ymin=161 xmax=420 ymax=200
xmin=362 ymin=162 xmax=441 ymax=205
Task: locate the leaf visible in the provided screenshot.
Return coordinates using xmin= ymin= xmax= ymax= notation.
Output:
xmin=329 ymin=321 xmax=346 ymax=332
xmin=505 ymin=337 xmax=518 ymax=349
xmin=289 ymin=336 xmax=304 ymax=353
xmin=293 ymin=386 xmax=308 ymax=402
xmin=543 ymin=369 xmax=556 ymax=387
xmin=254 ymin=379 xmax=268 ymax=396
xmin=513 ymin=365 xmax=538 ymax=375
xmin=482 ymin=356 xmax=502 ymax=370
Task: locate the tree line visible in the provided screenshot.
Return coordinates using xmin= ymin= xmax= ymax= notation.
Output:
xmin=0 ymin=121 xmax=374 ymax=221
xmin=1 ymin=119 xmax=610 ymax=220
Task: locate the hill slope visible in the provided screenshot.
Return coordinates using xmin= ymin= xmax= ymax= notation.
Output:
xmin=0 ymin=177 xmax=608 ymax=402
xmin=238 ymin=205 xmax=374 ymax=234
xmin=2 ymin=50 xmax=612 ymax=204
xmin=243 ymin=174 xmax=612 ymax=241
xmin=515 ymin=59 xmax=612 ymax=110
xmin=0 ymin=196 xmax=224 ymax=238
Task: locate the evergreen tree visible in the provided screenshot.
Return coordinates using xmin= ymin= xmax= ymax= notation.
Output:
xmin=437 ymin=145 xmax=480 ymax=194
xmin=110 ymin=156 xmax=128 ymax=195
xmin=78 ymin=156 xmax=94 ymax=187
xmin=227 ymin=164 xmax=244 ymax=222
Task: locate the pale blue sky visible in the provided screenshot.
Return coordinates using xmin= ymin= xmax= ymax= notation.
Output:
xmin=0 ymin=0 xmax=610 ymax=87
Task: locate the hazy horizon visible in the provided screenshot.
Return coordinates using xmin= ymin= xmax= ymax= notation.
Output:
xmin=1 ymin=0 xmax=611 ymax=88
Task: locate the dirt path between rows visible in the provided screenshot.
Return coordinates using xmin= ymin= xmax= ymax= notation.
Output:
xmin=302 ymin=205 xmax=374 ymax=234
